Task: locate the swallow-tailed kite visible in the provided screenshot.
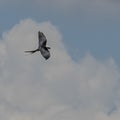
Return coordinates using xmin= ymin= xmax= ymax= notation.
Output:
xmin=25 ymin=31 xmax=50 ymax=60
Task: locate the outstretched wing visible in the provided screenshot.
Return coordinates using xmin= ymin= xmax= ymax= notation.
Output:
xmin=38 ymin=31 xmax=47 ymax=48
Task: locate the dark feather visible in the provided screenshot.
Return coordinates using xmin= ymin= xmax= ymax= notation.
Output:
xmin=25 ymin=31 xmax=51 ymax=60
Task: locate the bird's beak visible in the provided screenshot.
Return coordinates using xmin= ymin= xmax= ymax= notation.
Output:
xmin=47 ymin=47 xmax=51 ymax=49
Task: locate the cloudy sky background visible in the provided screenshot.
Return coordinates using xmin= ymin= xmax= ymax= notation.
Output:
xmin=0 ymin=0 xmax=120 ymax=119
xmin=0 ymin=0 xmax=120 ymax=63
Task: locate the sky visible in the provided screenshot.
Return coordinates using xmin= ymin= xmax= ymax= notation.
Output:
xmin=0 ymin=0 xmax=120 ymax=120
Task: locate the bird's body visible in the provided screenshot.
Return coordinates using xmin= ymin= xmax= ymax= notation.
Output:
xmin=25 ymin=31 xmax=50 ymax=60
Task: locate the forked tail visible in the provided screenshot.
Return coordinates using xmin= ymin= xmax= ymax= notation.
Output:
xmin=25 ymin=49 xmax=39 ymax=54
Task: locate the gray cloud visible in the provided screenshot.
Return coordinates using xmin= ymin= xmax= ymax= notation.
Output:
xmin=0 ymin=19 xmax=120 ymax=119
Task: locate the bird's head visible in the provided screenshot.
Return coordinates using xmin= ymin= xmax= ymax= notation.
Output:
xmin=47 ymin=46 xmax=51 ymax=49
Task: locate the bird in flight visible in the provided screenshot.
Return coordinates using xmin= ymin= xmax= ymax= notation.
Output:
xmin=25 ymin=31 xmax=51 ymax=60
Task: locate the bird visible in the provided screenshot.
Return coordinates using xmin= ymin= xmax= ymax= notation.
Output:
xmin=25 ymin=31 xmax=51 ymax=60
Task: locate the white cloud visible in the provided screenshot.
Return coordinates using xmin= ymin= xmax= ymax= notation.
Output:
xmin=0 ymin=19 xmax=120 ymax=120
